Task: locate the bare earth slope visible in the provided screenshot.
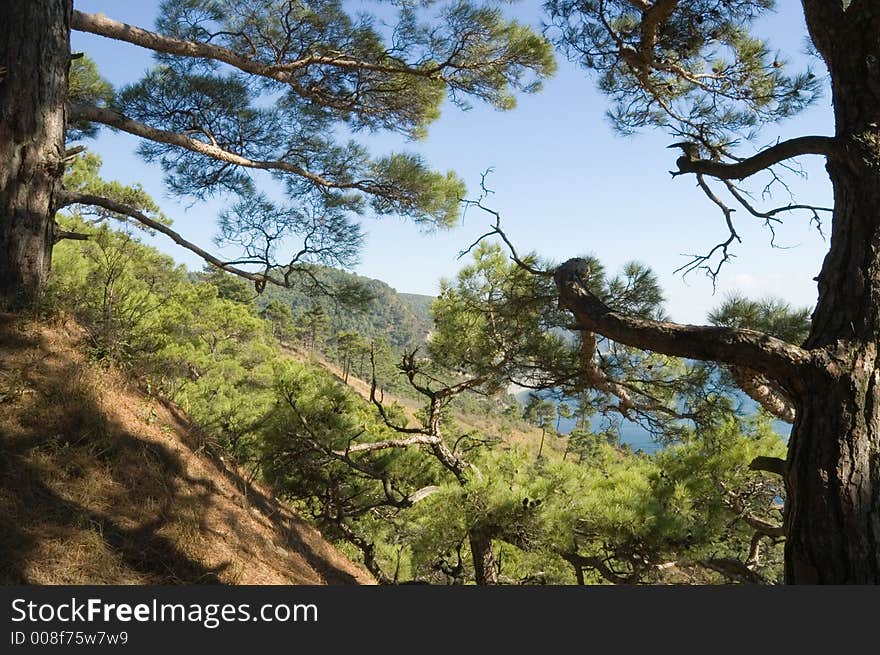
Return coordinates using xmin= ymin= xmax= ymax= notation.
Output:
xmin=0 ymin=315 xmax=373 ymax=585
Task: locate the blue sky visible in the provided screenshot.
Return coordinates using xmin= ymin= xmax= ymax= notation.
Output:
xmin=70 ymin=1 xmax=834 ymax=323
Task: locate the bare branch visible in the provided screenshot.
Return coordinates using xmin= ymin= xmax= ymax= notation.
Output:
xmin=56 ymin=190 xmax=274 ymax=290
xmin=458 ymin=207 xmax=552 ymax=278
xmin=722 ymin=179 xmax=831 ymax=239
xmin=334 ymin=435 xmax=440 ymax=456
xmin=673 ymin=174 xmax=740 ymax=284
xmin=459 ymin=172 xmax=551 ymax=277
xmin=671 ymin=136 xmax=838 ymax=180
xmin=731 ymin=366 xmax=796 ymax=423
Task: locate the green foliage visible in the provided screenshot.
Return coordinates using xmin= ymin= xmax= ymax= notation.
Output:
xmin=49 ymin=155 xmax=279 ymax=458
xmin=260 ymin=299 xmax=296 ymax=341
xmin=98 ymin=0 xmax=556 ymax=291
xmin=64 ymin=153 xmax=170 ymax=227
xmin=524 ymin=393 xmax=556 ymax=430
xmin=334 ymin=331 xmax=369 ymax=381
xmin=258 ymin=268 xmax=434 ymax=351
xmin=367 ymin=156 xmax=465 ymax=228
xmin=430 ymin=242 xmax=573 ymax=388
xmin=48 ymin=220 xmax=186 ymax=362
xmin=296 ymin=305 xmax=331 ymax=351
xmin=67 ymin=55 xmax=114 ymax=140
xmin=605 ymin=261 xmax=667 ymax=320
xmin=44 ymin=158 xmax=789 ymax=585
xmin=709 ymin=294 xmax=811 ymax=344
xmin=430 ymin=242 xmax=727 ymax=445
xmin=192 ymin=266 xmax=254 ymax=304
xmin=545 ymin=0 xmax=820 ymax=149
xmin=399 ymin=413 xmax=785 ymax=584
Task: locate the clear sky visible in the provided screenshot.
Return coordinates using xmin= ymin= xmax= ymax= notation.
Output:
xmin=70 ymin=1 xmax=835 ymax=324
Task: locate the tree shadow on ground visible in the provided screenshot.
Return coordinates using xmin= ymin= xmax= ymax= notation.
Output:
xmin=0 ymin=320 xmax=226 ymax=583
xmin=159 ymin=400 xmax=363 ymax=585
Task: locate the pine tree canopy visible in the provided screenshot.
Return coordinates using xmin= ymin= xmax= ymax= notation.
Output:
xmin=65 ymin=0 xmax=556 ymax=290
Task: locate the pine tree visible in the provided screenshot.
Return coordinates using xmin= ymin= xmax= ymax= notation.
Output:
xmin=0 ymin=0 xmax=555 ymax=307
xmin=297 ymin=304 xmax=330 ymax=351
xmin=546 ymin=0 xmax=880 ymax=582
xmin=261 ymin=299 xmax=296 ymax=341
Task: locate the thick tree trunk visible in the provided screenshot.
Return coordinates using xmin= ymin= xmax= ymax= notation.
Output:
xmin=787 ymin=365 xmax=880 ymax=583
xmin=786 ymin=162 xmax=880 ymax=583
xmin=0 ymin=0 xmax=70 ymax=309
xmin=469 ymin=529 xmax=498 ymax=585
xmin=784 ymin=11 xmax=880 ymax=583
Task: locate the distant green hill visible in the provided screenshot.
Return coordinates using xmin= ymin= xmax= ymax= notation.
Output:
xmin=398 ymin=293 xmax=434 ymax=325
xmin=258 ymin=268 xmax=435 ymax=349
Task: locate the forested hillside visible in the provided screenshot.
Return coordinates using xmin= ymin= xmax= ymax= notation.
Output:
xmin=8 ymin=0 xmax=877 ymax=587
xmin=254 ymin=268 xmax=434 ymax=349
xmin=11 ymin=167 xmax=788 ymax=584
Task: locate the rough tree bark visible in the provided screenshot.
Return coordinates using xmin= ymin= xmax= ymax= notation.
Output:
xmin=468 ymin=529 xmax=498 ymax=586
xmin=0 ymin=0 xmax=71 ymax=309
xmin=555 ymin=1 xmax=880 ymax=584
xmin=783 ymin=1 xmax=880 ymax=584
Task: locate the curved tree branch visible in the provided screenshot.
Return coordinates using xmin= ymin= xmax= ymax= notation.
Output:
xmin=334 ymin=435 xmax=441 ymax=456
xmin=56 ymin=190 xmax=278 ymax=289
xmin=330 ymin=517 xmax=391 ymax=584
xmin=70 ymin=10 xmax=446 ymax=85
xmin=577 ymin=330 xmax=699 ymax=421
xmin=554 ymin=258 xmax=813 ymax=383
xmin=671 ymin=136 xmax=839 ymax=180
xmin=68 ymin=104 xmax=385 ymax=194
xmin=723 ymin=485 xmax=785 ymax=538
xmin=561 ymin=552 xmax=639 ymax=585
xmin=749 ymin=456 xmax=787 ymax=478
xmin=731 ymin=366 xmax=796 ymax=423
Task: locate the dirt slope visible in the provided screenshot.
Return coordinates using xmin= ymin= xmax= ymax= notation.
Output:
xmin=0 ymin=315 xmax=373 ymax=585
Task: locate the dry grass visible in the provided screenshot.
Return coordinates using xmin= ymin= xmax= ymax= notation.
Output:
xmin=0 ymin=314 xmax=373 ymax=585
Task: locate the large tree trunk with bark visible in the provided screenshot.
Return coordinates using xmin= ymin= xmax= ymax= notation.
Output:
xmin=469 ymin=529 xmax=498 ymax=585
xmin=787 ymin=366 xmax=880 ymax=583
xmin=0 ymin=0 xmax=70 ymax=309
xmin=784 ymin=10 xmax=880 ymax=581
